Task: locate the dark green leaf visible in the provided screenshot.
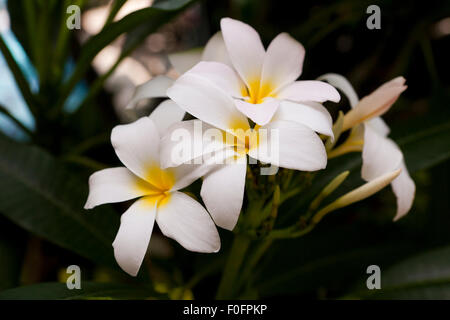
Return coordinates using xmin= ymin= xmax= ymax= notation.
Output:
xmin=349 ymin=245 xmax=450 ymax=299
xmin=255 ymin=224 xmax=416 ymax=297
xmin=0 ymin=134 xmax=119 ymax=267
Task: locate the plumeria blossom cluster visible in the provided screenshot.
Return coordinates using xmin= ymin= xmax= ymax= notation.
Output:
xmin=85 ymin=18 xmax=415 ymax=278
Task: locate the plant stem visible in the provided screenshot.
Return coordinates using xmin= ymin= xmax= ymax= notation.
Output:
xmin=216 ymin=234 xmax=251 ymax=299
xmin=238 ymin=238 xmax=273 ymax=288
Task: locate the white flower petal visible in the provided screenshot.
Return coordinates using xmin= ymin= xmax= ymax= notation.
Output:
xmin=156 ymin=191 xmax=220 ymax=253
xmin=186 ymin=61 xmax=245 ymax=98
xmin=202 ymin=31 xmax=233 ymax=67
xmin=220 ymin=17 xmax=265 ymax=85
xmin=251 ymin=120 xmax=327 ymax=171
xmin=343 ymin=76 xmax=406 ymax=130
xmin=200 ymin=161 xmax=247 ymax=231
xmin=126 ymin=76 xmax=174 ymax=110
xmin=112 ymin=198 xmax=156 ymax=276
xmin=111 ymin=117 xmax=160 ymax=180
xmin=160 ymin=120 xmax=227 ymax=168
xmin=84 ymin=167 xmax=157 ymax=209
xmin=168 ymin=48 xmax=203 ymax=74
xmin=274 ymin=100 xmax=333 ymax=138
xmin=361 ymin=124 xmax=403 ymax=181
xmin=318 ymin=73 xmax=359 ymax=108
xmin=391 ymin=161 xmax=415 ymax=221
xmin=261 ymin=32 xmax=305 ymax=93
xmin=234 ymin=98 xmax=279 ymax=126
xmin=167 ymin=73 xmax=249 ymax=132
xmin=149 ymin=99 xmax=185 ymax=136
xmin=368 ymin=117 xmax=390 ymax=137
xmin=170 ymin=162 xmax=216 ymax=192
xmin=276 ymin=80 xmax=340 ymax=103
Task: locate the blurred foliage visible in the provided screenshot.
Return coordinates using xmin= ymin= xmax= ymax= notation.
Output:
xmin=0 ymin=0 xmax=449 ymax=299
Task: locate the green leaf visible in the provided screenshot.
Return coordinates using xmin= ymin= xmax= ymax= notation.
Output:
xmin=349 ymin=245 xmax=450 ymax=299
xmin=397 ymin=120 xmax=450 ymax=173
xmin=0 ymin=134 xmax=119 ymax=268
xmin=56 ymin=0 xmax=197 ymax=113
xmin=255 ymin=224 xmax=415 ymax=297
xmin=0 ymin=282 xmax=161 ymax=300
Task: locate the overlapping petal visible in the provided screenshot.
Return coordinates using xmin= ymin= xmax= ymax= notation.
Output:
xmin=274 ymin=101 xmax=333 ymax=138
xmin=201 ymin=31 xmax=233 ymax=67
xmin=260 ymin=32 xmax=305 ymax=94
xmin=391 ymin=162 xmax=415 ymax=221
xmin=185 ymin=61 xmax=244 ymax=98
xmin=234 ymin=98 xmax=279 ymax=126
xmin=160 ymin=120 xmax=228 ymax=168
xmin=170 ymin=162 xmax=217 ymax=192
xmin=200 ymin=161 xmax=247 ymax=230
xmin=149 ymin=99 xmax=186 ymax=136
xmin=276 ymin=80 xmax=340 ymax=103
xmin=156 ymin=192 xmax=220 ymax=253
xmin=220 ymin=18 xmax=265 ymax=87
xmin=112 ymin=198 xmax=157 ymax=276
xmin=361 ymin=125 xmax=403 ymax=181
xmin=84 ymin=167 xmax=160 ymax=209
xmin=167 ymin=73 xmax=249 ymax=132
xmin=318 ymin=73 xmax=359 ymax=108
xmin=111 ymin=117 xmax=161 ymax=180
xmin=250 ymin=120 xmax=327 ymax=171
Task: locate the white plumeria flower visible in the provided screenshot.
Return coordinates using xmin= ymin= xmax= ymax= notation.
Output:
xmin=320 ymin=73 xmax=416 ymax=221
xmin=84 ymin=108 xmax=220 ymax=276
xmin=179 ymin=17 xmax=340 ymax=126
xmin=126 ymin=32 xmax=231 ymax=110
xmin=163 ymin=72 xmax=329 ymax=230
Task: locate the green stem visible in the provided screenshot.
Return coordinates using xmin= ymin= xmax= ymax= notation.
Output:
xmin=238 ymin=238 xmax=273 ymax=288
xmin=216 ymin=234 xmax=251 ymax=299
xmin=269 ymin=223 xmax=315 ymax=239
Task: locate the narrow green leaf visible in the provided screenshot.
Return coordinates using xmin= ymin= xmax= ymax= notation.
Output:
xmin=0 ymin=104 xmax=33 ymax=137
xmin=0 ymin=36 xmax=37 ymax=116
xmin=103 ymin=0 xmax=127 ymax=27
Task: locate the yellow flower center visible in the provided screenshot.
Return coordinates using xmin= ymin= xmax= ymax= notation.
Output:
xmin=241 ymin=78 xmax=275 ymax=104
xmin=226 ymin=118 xmax=260 ymax=157
xmin=134 ymin=165 xmax=175 ymax=208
